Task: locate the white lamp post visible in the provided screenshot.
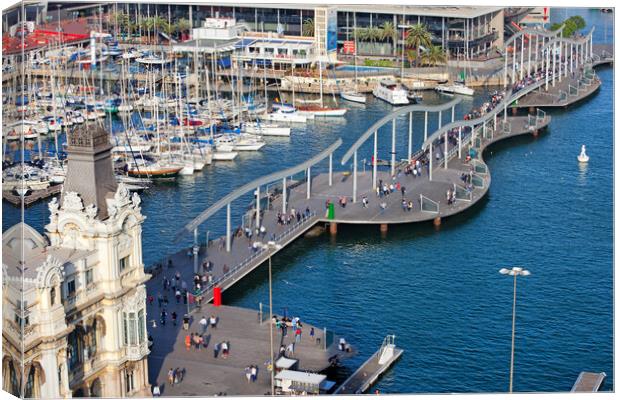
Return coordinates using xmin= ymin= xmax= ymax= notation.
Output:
xmin=259 ymin=240 xmax=282 ymax=395
xmin=499 ymin=266 xmax=530 ymax=393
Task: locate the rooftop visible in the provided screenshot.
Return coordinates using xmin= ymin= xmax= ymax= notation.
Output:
xmin=231 ymin=4 xmax=503 ymax=18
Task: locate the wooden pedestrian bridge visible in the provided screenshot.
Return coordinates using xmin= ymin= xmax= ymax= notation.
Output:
xmin=166 ymin=26 xmax=608 ymax=307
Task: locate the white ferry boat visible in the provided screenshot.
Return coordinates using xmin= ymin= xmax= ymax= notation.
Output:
xmin=435 ymin=82 xmax=475 ymax=96
xmin=373 ymin=80 xmax=409 ymax=105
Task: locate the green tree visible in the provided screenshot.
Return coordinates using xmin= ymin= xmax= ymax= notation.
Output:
xmin=421 ymin=45 xmax=447 ymax=66
xmin=405 ymin=24 xmax=432 ymax=66
xmin=302 ymin=18 xmax=314 ymax=37
xmin=380 ymin=21 xmax=397 ymax=56
xmin=176 ymin=18 xmax=191 ymax=37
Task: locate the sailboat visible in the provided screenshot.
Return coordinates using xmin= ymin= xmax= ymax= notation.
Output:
xmin=297 ymin=31 xmax=348 ymax=117
xmin=340 ymin=26 xmax=366 ymax=104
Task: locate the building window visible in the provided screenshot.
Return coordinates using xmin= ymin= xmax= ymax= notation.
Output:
xmin=14 ymin=313 xmax=29 ymax=327
xmin=50 ymin=287 xmax=56 ymax=306
xmin=85 ymin=269 xmax=93 ymax=286
xmin=123 ymin=309 xmax=146 ymax=346
xmin=138 ymin=309 xmax=145 ymax=344
xmin=125 ymin=370 xmax=134 ymax=393
xmin=67 ymin=280 xmax=76 ymax=297
xmin=119 ymin=256 xmax=129 ymax=273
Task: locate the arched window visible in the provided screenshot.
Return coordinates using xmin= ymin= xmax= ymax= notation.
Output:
xmin=6 ymin=360 xmax=20 ymax=396
xmin=24 ymin=366 xmax=37 ymax=398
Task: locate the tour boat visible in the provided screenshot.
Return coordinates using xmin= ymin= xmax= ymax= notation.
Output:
xmin=340 ymin=91 xmax=367 ymax=104
xmin=243 ymin=122 xmax=291 ymax=137
xmin=435 ymin=82 xmax=475 ymax=96
xmin=373 ymin=80 xmax=409 ymax=105
xmin=577 ymin=145 xmax=589 ymax=163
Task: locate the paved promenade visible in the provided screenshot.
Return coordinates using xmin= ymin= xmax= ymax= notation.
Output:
xmin=159 ymin=114 xmax=550 ymax=307
xmin=146 ymin=299 xmax=349 ymax=396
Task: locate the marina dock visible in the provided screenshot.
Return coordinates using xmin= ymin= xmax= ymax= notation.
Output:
xmin=333 ymin=335 xmax=403 ymax=394
xmin=571 ymin=371 xmax=607 ymax=392
xmin=2 ymin=184 xmax=62 ymax=206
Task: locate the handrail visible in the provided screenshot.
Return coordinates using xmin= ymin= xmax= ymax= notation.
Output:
xmin=190 ymin=212 xmax=318 ymax=304
xmin=422 ymin=74 xmax=551 ymax=149
xmin=340 ymin=98 xmax=461 ymax=165
xmin=176 ymin=140 xmax=341 ymax=241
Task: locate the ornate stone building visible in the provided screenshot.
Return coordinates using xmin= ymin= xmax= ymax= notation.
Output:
xmin=2 ymin=124 xmax=150 ymax=397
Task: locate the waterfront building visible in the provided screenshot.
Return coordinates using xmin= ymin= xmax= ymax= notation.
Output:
xmin=8 ymin=3 xmax=512 ymax=60
xmin=2 ymin=124 xmax=150 ymax=397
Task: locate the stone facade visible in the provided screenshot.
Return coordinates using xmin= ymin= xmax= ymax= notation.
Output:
xmin=2 ymin=125 xmax=150 ymax=398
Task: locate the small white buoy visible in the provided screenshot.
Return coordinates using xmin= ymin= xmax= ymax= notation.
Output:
xmin=578 ymin=144 xmax=589 ymax=163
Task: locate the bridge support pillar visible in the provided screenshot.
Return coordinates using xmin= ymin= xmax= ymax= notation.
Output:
xmin=256 ymin=186 xmax=261 ymax=228
xmin=193 ymin=228 xmax=199 ymax=274
xmin=391 ymin=119 xmax=396 ymax=177
xmin=328 ymin=154 xmax=333 ymax=186
xmin=307 ymin=167 xmax=311 ymax=199
xmin=380 ymin=224 xmax=388 ymax=234
xmin=429 ymin=143 xmax=433 ymax=182
xmin=433 ymin=216 xmax=441 ymax=227
xmin=424 ymin=111 xmax=428 ymax=141
xmin=329 ymin=222 xmax=337 ymax=236
xmin=353 ymin=151 xmax=358 ymax=203
xmin=282 ymin=177 xmax=287 ymax=213
xmin=408 ymin=113 xmax=413 ymax=161
xmin=451 ymin=106 xmax=455 ymax=123
xmin=438 ymin=110 xmax=442 ymax=129
xmin=373 ymin=130 xmax=378 ymax=189
xmin=226 ymin=203 xmax=231 ymax=252
xmin=444 ymin=131 xmax=448 ymax=169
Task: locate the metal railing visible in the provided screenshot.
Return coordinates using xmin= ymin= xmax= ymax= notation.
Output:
xmin=189 ymin=212 xmax=318 ymax=309
xmin=420 ymin=194 xmax=440 ymax=213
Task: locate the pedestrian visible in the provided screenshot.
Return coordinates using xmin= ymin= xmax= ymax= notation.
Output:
xmin=245 ymin=366 xmax=252 ymax=383
xmin=171 ymin=311 xmax=177 ymax=326
xmin=286 ymin=342 xmax=295 ymax=356
xmin=295 ymin=327 xmax=302 ymax=343
xmin=251 ymin=365 xmax=258 ymax=382
xmin=167 ymin=368 xmax=174 ymax=386
xmin=310 ymin=327 xmax=315 ymax=343
xmin=157 ymin=293 xmax=163 ymax=308
xmin=174 ymin=368 xmax=179 ymax=385
xmin=152 ymin=384 xmax=161 ymax=397
xmin=160 ymin=310 xmax=167 ymax=326
xmin=221 ymin=341 xmax=229 ymax=358
xmin=213 ymin=342 xmax=220 ymax=358
xmin=175 ymin=289 xmax=182 ymax=304
xmin=148 ymin=295 xmax=154 ymax=305
xmin=193 ymin=333 xmax=201 ymax=350
xmin=199 ymin=316 xmax=208 ymax=334
xmin=210 ymin=315 xmax=218 ymax=329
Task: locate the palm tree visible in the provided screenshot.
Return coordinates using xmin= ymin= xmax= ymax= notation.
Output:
xmin=380 ymin=21 xmax=397 ymax=56
xmin=302 ymin=18 xmax=314 ymax=37
xmin=406 ymin=23 xmax=432 ymax=66
xmin=176 ymin=18 xmax=191 ymax=38
xmin=422 ymin=45 xmax=447 ymax=66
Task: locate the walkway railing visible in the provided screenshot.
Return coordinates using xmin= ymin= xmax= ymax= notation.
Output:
xmin=189 ymin=212 xmax=318 ymax=309
xmin=420 ymin=195 xmax=440 ymax=213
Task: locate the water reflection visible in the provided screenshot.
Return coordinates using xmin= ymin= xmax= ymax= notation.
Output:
xmin=577 ymin=159 xmax=589 ymax=185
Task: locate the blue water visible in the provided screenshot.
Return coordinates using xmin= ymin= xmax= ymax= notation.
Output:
xmin=3 ymin=8 xmax=612 ymax=394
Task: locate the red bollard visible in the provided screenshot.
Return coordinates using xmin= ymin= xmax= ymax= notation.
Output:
xmin=213 ymin=287 xmax=222 ymax=307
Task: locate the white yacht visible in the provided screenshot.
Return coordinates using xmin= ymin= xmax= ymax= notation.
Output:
xmin=373 ymin=80 xmax=409 ymax=105
xmin=262 ymin=107 xmax=309 ymax=123
xmin=244 ymin=122 xmax=291 ymax=137
xmin=435 ymin=82 xmax=475 ymax=96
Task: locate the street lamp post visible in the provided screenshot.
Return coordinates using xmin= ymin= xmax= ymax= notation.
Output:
xmin=260 ymin=240 xmax=282 ymax=395
xmin=499 ymin=266 xmax=530 ymax=393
